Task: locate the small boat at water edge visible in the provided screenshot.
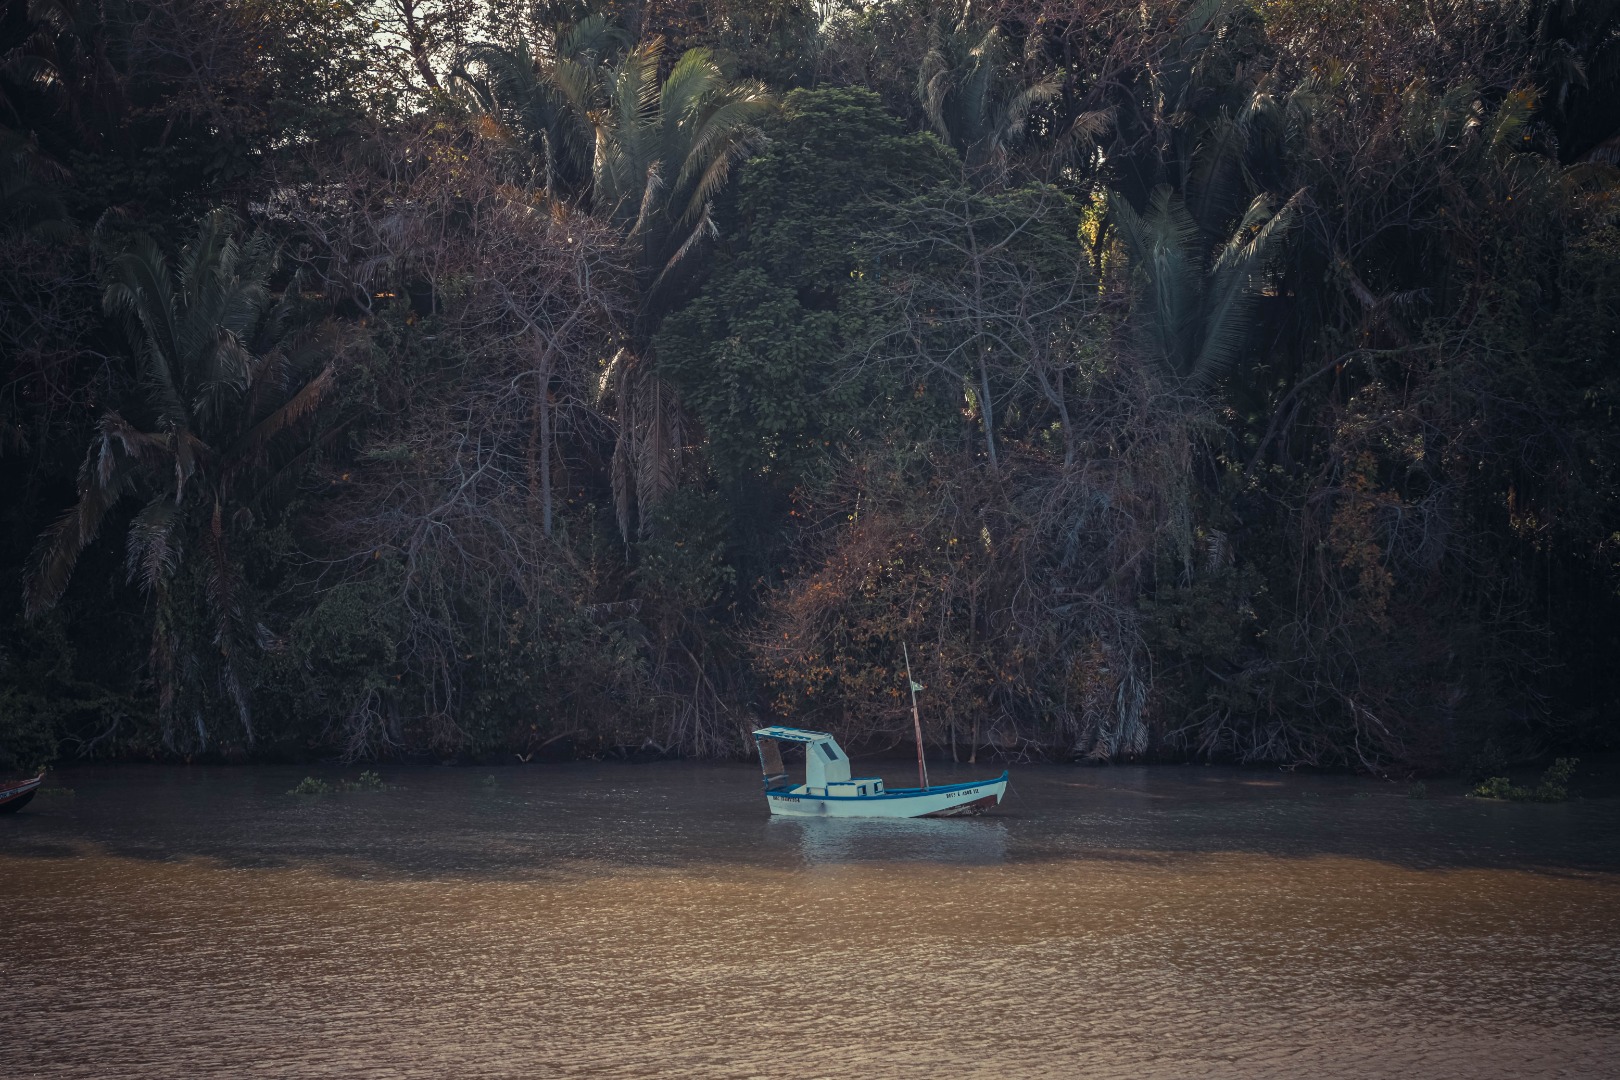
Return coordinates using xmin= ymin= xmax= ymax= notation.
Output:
xmin=753 ymin=726 xmax=1008 ymax=819
xmin=0 ymin=774 xmax=44 ymax=814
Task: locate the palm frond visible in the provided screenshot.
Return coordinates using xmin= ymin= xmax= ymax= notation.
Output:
xmin=1489 ymin=87 xmax=1537 ymax=155
xmin=172 ymin=430 xmax=206 ymax=504
xmin=660 ymin=47 xmax=723 ymax=125
xmin=1192 ymin=190 xmax=1300 ymax=386
xmin=1050 ymin=109 xmax=1115 ymax=173
xmin=633 ymin=372 xmax=681 ymax=534
xmin=104 ymin=239 xmax=185 ymax=425
xmin=610 ymin=408 xmax=634 ymax=540
xmin=627 ymin=160 xmax=664 ymax=238
xmin=1112 ymin=182 xmax=1296 ymax=386
xmin=554 ymin=13 xmax=623 ymax=61
xmin=226 ymin=363 xmax=336 ymax=467
xmin=202 ymin=498 xmax=253 ymax=739
xmin=126 ymin=497 xmax=181 ymax=593
xmin=918 ymin=24 xmax=954 ymax=139
xmin=997 ymin=73 xmax=1062 ymax=145
xmin=192 ymin=327 xmax=256 ymax=435
xmin=646 ymin=202 xmax=718 ymax=305
xmin=676 ymin=95 xmax=771 ymax=222
xmin=25 ymin=421 xmax=152 ymax=615
xmin=1188 ymin=107 xmax=1253 ymax=226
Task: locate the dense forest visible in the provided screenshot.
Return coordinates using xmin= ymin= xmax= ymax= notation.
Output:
xmin=2 ymin=0 xmax=1619 ymax=775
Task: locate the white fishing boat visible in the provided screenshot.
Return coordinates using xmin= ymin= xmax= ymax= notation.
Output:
xmin=752 ymin=726 xmax=1008 ymax=818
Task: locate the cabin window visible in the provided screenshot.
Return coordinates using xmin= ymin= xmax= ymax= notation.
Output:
xmin=820 ymin=743 xmax=839 ymax=761
xmin=858 ymin=785 xmax=867 ymax=796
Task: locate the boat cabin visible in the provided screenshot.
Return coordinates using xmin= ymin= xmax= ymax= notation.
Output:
xmin=752 ymin=726 xmax=886 ymax=798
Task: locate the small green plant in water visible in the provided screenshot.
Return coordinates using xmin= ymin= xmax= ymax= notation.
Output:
xmin=1471 ymin=776 xmax=1515 ymax=799
xmin=346 ymin=770 xmax=385 ymax=792
xmin=36 ymin=786 xmax=75 ymax=797
xmin=481 ymin=774 xmax=498 ymax=788
xmin=1406 ymin=781 xmax=1428 ymax=799
xmin=1534 ymin=757 xmax=1578 ymax=801
xmin=289 ymin=771 xmax=386 ymax=795
xmin=1469 ymin=758 xmax=1578 ymax=802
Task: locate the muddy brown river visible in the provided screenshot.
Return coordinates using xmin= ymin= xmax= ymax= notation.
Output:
xmin=2 ymin=761 xmax=1617 ymax=1077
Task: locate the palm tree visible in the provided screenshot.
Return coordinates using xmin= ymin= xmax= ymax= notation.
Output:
xmin=1109 ymin=184 xmax=1301 ymax=390
xmin=591 ymin=43 xmax=771 ymax=319
xmin=465 ymin=28 xmax=771 ymax=536
xmin=916 ymin=11 xmax=1061 ymax=185
xmin=459 ymin=13 xmax=623 ymax=199
xmin=594 ymin=42 xmax=770 ymax=536
xmin=1104 ymin=0 xmax=1285 ymax=220
xmin=26 ymin=211 xmax=336 ymax=748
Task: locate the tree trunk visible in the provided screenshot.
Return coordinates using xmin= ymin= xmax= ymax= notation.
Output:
xmin=978 ymin=350 xmax=999 ymax=469
xmin=540 ymin=359 xmax=553 ymax=539
xmin=528 ymin=350 xmax=555 ymax=538
xmin=399 ymin=0 xmax=443 ymax=92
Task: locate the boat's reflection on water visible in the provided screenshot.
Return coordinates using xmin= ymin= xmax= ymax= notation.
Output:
xmin=769 ymin=813 xmax=1010 ymax=865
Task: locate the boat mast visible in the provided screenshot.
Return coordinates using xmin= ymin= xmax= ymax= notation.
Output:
xmin=903 ymin=642 xmax=929 ymax=791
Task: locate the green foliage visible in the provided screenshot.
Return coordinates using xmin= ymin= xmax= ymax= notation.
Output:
xmin=1471 ymin=776 xmax=1520 ymax=799
xmin=1110 ymin=184 xmax=1300 ymax=388
xmin=4 ymin=0 xmax=1620 ymax=772
xmin=636 ymin=490 xmax=737 ymax=611
xmin=466 ymin=19 xmax=774 ymax=537
xmin=1140 ymin=557 xmax=1270 ymax=753
xmin=0 ymin=611 xmax=149 ymax=763
xmin=1469 ymin=758 xmax=1580 ymax=802
xmin=466 ymin=26 xmax=774 ymax=316
xmin=862 ymin=182 xmax=1093 ymax=470
xmin=1466 ymin=742 xmax=1512 ymax=785
xmin=288 ymin=770 xmax=384 ymax=795
xmin=465 ymin=589 xmax=652 ymax=755
xmin=0 ymin=688 xmax=58 ymax=775
xmin=462 ymin=15 xmax=625 ymax=201
xmin=658 ymin=87 xmax=957 ymax=489
xmin=24 ymin=211 xmax=338 ymax=751
xmin=916 ymin=6 xmax=1064 ymax=182
xmin=264 ymin=568 xmax=405 ymax=748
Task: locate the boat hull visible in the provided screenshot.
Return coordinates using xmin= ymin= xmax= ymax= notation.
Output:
xmin=765 ymin=774 xmax=1008 ymax=819
xmin=0 ymin=775 xmax=43 ymax=814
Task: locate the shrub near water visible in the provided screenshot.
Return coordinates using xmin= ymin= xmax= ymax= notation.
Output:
xmin=1469 ymin=759 xmax=1579 ymax=802
xmin=288 ymin=771 xmax=386 ymax=795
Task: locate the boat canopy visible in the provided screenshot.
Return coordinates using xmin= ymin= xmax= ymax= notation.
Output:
xmin=751 ymin=726 xmax=834 ymax=743
xmin=751 ymin=727 xmax=851 ymax=789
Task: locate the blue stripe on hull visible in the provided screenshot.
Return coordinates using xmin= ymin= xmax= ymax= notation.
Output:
xmin=763 ymin=771 xmax=1008 ymax=801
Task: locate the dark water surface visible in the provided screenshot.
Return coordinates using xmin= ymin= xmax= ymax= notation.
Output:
xmin=3 ymin=761 xmax=1618 ymax=1077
